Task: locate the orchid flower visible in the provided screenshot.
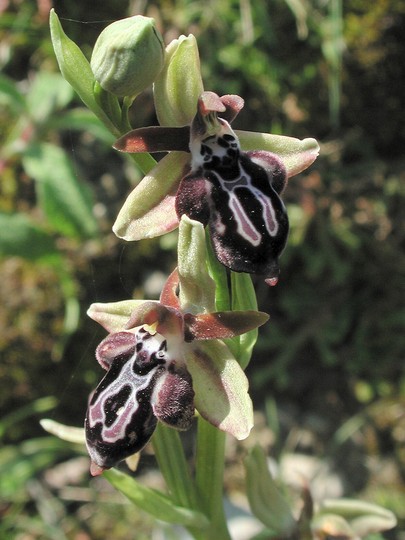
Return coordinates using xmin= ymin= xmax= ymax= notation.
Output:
xmin=113 ymin=91 xmax=319 ymax=285
xmin=85 ymin=216 xmax=268 ymax=475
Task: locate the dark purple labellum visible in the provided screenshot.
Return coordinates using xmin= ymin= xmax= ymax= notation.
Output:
xmin=176 ymin=119 xmax=289 ymax=281
xmin=85 ymin=328 xmax=194 ymax=472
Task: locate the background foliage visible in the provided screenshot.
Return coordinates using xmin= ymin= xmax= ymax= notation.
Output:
xmin=1 ymin=0 xmax=404 ymax=538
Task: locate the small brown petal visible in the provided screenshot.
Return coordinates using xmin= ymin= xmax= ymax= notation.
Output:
xmin=198 ymin=91 xmax=226 ymax=115
xmin=183 ymin=310 xmax=269 ymax=342
xmin=219 ymin=94 xmax=245 ymax=123
xmin=159 ymin=268 xmax=180 ymax=309
xmin=114 ymin=126 xmax=190 ymax=153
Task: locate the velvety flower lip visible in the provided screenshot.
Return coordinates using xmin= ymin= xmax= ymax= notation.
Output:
xmin=85 ymin=266 xmax=268 ymax=475
xmin=113 ymin=92 xmax=319 ymax=285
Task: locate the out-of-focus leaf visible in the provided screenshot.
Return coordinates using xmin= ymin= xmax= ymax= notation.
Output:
xmin=0 ymin=212 xmax=58 ymax=261
xmin=48 ymin=108 xmax=115 ymax=145
xmin=245 ymin=445 xmax=296 ymax=535
xmin=0 ymin=437 xmax=80 ymax=500
xmin=103 ymin=468 xmax=209 ymax=528
xmin=0 ymin=73 xmax=25 ymax=112
xmin=0 ymin=397 xmax=57 ymax=440
xmin=26 ymin=72 xmax=74 ymax=123
xmin=22 ymin=143 xmax=98 ymax=239
xmin=311 ymin=513 xmax=355 ymax=538
xmin=317 ymin=499 xmax=397 ymax=536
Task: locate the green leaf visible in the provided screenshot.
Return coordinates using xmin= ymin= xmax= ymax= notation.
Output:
xmin=245 ymin=445 xmax=296 ymax=535
xmin=0 ymin=397 xmax=57 ymax=440
xmin=22 ymin=143 xmax=98 ymax=239
xmin=0 ymin=212 xmax=57 ymax=261
xmin=0 ymin=437 xmax=80 ymax=499
xmin=26 ymin=72 xmax=74 ymax=123
xmin=103 ymin=468 xmax=209 ymax=528
xmin=49 ymin=9 xmax=119 ymax=136
xmin=47 ymin=108 xmax=115 ymax=145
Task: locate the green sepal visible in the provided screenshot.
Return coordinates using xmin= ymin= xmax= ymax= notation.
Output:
xmin=87 ymin=300 xmax=147 ymax=333
xmin=113 ymin=152 xmax=189 ymax=241
xmin=187 ymin=340 xmax=253 ymax=440
xmin=236 ymin=130 xmax=319 ymax=178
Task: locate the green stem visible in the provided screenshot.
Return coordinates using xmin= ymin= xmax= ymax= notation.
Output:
xmin=195 ymin=417 xmax=232 ymax=540
xmin=119 ymin=95 xmax=157 ymax=175
xmin=205 ymin=229 xmax=230 ymax=311
xmin=128 ymin=151 xmax=157 ymax=175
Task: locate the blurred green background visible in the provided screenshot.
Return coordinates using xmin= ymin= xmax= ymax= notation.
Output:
xmin=1 ymin=0 xmax=404 ymax=538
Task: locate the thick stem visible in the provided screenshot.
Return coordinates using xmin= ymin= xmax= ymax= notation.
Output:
xmin=195 ymin=417 xmax=232 ymax=540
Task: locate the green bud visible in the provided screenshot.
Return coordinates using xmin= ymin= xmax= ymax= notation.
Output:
xmin=154 ymin=35 xmax=204 ymax=126
xmin=90 ymin=16 xmax=165 ymax=98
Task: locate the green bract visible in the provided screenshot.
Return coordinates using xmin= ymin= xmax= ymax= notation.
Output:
xmin=91 ymin=16 xmax=165 ymax=98
xmin=154 ymin=35 xmax=204 ymax=126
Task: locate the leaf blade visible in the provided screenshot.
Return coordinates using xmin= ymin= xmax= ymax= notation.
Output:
xmin=103 ymin=468 xmax=209 ymax=528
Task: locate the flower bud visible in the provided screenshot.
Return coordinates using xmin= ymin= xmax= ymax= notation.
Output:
xmin=90 ymin=16 xmax=165 ymax=98
xmin=153 ymin=35 xmax=204 ymax=126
